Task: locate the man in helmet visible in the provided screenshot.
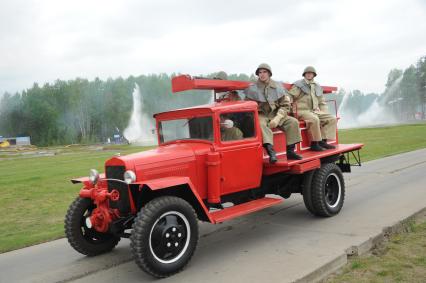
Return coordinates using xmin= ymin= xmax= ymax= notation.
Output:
xmin=288 ymin=66 xmax=337 ymax=151
xmin=213 ymin=71 xmax=243 ymax=102
xmin=219 ymin=90 xmax=241 ymax=102
xmin=244 ymin=63 xmax=302 ymax=163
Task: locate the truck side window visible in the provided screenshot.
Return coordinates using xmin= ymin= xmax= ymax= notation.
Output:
xmin=220 ymin=112 xmax=255 ymax=141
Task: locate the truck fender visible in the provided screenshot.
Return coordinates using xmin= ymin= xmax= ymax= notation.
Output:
xmin=135 ymin=177 xmax=213 ymax=223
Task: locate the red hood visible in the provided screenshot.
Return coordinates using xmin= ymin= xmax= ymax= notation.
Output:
xmin=105 ymin=142 xmax=212 ymax=183
xmin=105 ymin=143 xmax=209 ymax=171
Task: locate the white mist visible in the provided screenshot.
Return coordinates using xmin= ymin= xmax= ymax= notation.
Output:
xmin=338 ymin=77 xmax=401 ymax=129
xmin=123 ymin=83 xmax=156 ymax=145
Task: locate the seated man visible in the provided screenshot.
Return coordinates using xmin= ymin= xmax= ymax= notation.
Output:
xmin=220 ymin=116 xmax=243 ymax=141
xmin=218 ymin=90 xmax=241 ymax=102
xmin=288 ymin=66 xmax=337 ymax=151
xmin=213 ymin=71 xmax=243 ymax=103
xmin=244 ymin=63 xmax=302 ymax=163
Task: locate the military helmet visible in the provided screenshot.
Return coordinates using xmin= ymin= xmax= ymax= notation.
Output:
xmin=213 ymin=71 xmax=228 ymax=80
xmin=255 ymin=63 xmax=272 ymax=76
xmin=303 ymin=66 xmax=317 ymax=77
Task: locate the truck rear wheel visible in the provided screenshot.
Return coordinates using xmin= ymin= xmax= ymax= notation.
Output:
xmin=130 ymin=196 xmax=199 ymax=278
xmin=304 ymin=163 xmax=345 ymax=217
xmin=65 ymin=197 xmax=120 ymax=256
xmin=302 ymin=170 xmax=316 ymax=215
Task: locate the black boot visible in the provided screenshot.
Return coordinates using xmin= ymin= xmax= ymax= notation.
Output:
xmin=319 ymin=139 xmax=336 ymax=149
xmin=264 ymin=143 xmax=277 ymax=164
xmin=286 ymin=143 xmax=302 ymax=160
xmin=310 ymin=141 xmax=325 ymax=151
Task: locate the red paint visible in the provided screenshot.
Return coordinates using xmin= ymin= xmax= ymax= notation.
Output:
xmin=206 ymin=151 xmax=221 ymax=204
xmin=135 ymin=177 xmax=213 ymax=223
xmin=79 ymin=181 xmax=120 ymax=232
xmin=288 ymin=159 xmax=321 ymax=174
xmin=210 ymin=197 xmax=283 ymax=223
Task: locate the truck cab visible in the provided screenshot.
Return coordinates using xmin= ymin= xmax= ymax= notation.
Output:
xmin=65 ymin=75 xmax=363 ymax=278
xmin=154 ymin=101 xmax=264 ymax=203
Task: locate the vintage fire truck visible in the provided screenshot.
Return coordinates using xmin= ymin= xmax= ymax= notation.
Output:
xmin=65 ymin=75 xmax=363 ymax=278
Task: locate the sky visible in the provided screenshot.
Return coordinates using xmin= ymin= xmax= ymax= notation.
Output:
xmin=1 ymin=0 xmax=425 ymax=95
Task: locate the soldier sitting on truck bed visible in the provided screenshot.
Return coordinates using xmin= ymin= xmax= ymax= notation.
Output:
xmin=244 ymin=63 xmax=302 ymax=163
xmin=288 ymin=66 xmax=336 ymax=151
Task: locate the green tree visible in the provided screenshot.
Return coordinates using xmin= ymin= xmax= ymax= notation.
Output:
xmin=416 ymin=56 xmax=426 ymax=119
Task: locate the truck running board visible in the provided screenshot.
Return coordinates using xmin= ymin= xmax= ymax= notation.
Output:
xmin=209 ymin=197 xmax=283 ymax=223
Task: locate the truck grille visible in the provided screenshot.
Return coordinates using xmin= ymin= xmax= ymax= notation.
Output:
xmin=105 ymin=166 xmax=131 ymax=215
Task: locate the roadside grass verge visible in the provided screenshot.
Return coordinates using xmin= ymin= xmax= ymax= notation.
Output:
xmin=326 ymin=213 xmax=426 ymax=283
xmin=339 ymin=122 xmax=426 ymax=162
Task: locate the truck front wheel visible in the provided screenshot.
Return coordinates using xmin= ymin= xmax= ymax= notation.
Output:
xmin=305 ymin=163 xmax=345 ymax=217
xmin=130 ymin=196 xmax=199 ymax=278
xmin=65 ymin=197 xmax=120 ymax=256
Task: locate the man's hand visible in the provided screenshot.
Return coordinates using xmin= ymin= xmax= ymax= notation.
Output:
xmin=269 ymin=108 xmax=288 ymax=128
xmin=269 ymin=117 xmax=279 ymax=128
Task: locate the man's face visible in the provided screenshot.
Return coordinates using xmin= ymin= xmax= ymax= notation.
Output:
xmin=258 ymin=69 xmax=270 ymax=82
xmin=304 ymin=72 xmax=315 ymax=80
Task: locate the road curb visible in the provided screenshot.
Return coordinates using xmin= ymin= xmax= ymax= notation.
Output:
xmin=294 ymin=253 xmax=347 ymax=283
xmin=294 ymin=206 xmax=426 ymax=283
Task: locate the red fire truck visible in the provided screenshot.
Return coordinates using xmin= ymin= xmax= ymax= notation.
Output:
xmin=65 ymin=75 xmax=363 ymax=278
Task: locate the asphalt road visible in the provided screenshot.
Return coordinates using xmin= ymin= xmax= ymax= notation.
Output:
xmin=1 ymin=149 xmax=426 ymax=283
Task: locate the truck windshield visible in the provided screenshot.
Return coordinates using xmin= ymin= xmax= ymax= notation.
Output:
xmin=159 ymin=116 xmax=213 ymax=143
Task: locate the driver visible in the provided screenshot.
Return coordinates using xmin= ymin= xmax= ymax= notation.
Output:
xmin=220 ymin=116 xmax=243 ymax=141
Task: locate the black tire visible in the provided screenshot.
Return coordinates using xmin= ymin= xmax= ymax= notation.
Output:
xmin=302 ymin=170 xmax=316 ymax=215
xmin=310 ymin=163 xmax=345 ymax=217
xmin=130 ymin=196 xmax=199 ymax=278
xmin=65 ymin=197 xmax=120 ymax=256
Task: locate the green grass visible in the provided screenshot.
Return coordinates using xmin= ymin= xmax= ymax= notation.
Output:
xmin=0 ymin=122 xmax=426 ymax=253
xmin=339 ymin=123 xmax=426 ymax=162
xmin=0 ymin=145 xmax=151 ymax=253
xmin=326 ymin=218 xmax=426 ymax=283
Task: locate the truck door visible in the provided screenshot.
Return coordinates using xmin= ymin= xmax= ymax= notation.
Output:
xmin=218 ymin=111 xmax=263 ymax=195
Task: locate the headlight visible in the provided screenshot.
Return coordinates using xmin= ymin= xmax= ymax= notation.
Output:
xmin=124 ymin=170 xmax=136 ymax=184
xmin=89 ymin=169 xmax=99 ymax=184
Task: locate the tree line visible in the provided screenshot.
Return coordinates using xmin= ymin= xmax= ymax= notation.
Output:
xmin=335 ymin=55 xmax=426 ymax=120
xmin=1 ymin=56 xmax=425 ymax=146
xmin=0 ymin=73 xmax=249 ymax=146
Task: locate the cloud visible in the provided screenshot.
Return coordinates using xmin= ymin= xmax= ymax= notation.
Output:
xmin=0 ymin=0 xmax=425 ymax=94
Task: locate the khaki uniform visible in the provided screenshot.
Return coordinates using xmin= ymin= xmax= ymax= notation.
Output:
xmin=244 ymin=79 xmax=301 ymax=145
xmin=221 ymin=127 xmax=243 ymax=141
xmin=288 ymin=79 xmax=336 ymax=141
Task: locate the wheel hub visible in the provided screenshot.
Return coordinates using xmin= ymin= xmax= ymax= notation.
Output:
xmin=162 ymin=225 xmax=186 ymax=254
xmin=149 ymin=211 xmax=190 ymax=264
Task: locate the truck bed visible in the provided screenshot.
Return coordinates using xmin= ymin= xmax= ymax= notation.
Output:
xmin=263 ymin=143 xmax=363 ymax=175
